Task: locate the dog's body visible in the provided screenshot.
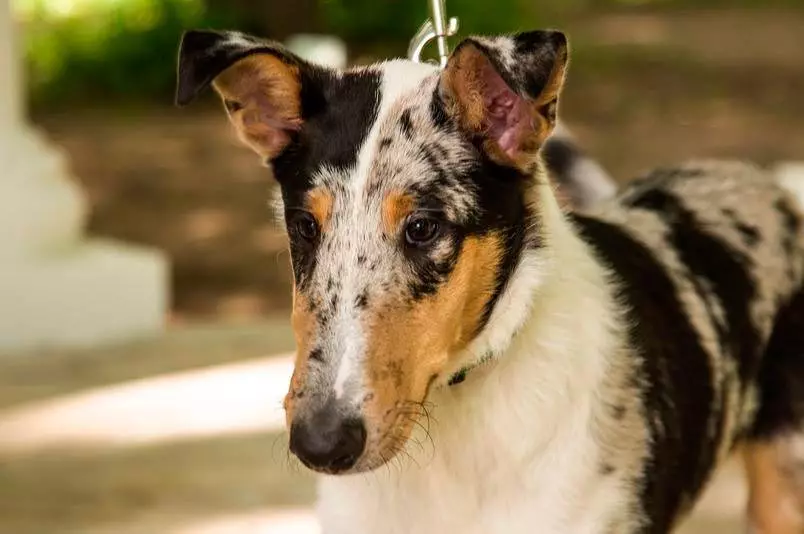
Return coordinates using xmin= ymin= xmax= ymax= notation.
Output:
xmin=318 ymin=161 xmax=804 ymax=534
xmin=176 ymin=29 xmax=804 ymax=533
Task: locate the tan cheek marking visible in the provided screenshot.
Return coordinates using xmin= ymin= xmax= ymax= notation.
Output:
xmin=381 ymin=191 xmax=415 ymax=235
xmin=285 ymin=291 xmax=316 ymax=424
xmin=744 ymin=440 xmax=804 ymax=534
xmin=455 ymin=234 xmax=503 ymax=346
xmin=306 ymin=188 xmax=334 ymax=231
xmin=213 ymin=55 xmax=302 ymax=159
xmin=361 ymin=235 xmax=502 ymax=431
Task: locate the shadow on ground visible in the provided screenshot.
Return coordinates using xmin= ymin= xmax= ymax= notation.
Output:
xmin=0 ymin=432 xmax=315 ymax=534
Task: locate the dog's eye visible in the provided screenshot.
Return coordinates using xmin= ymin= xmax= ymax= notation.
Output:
xmin=405 ymin=216 xmax=440 ymax=246
xmin=293 ymin=213 xmax=319 ymax=242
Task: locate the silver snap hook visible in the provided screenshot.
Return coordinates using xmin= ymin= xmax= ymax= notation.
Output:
xmin=407 ymin=0 xmax=459 ymax=68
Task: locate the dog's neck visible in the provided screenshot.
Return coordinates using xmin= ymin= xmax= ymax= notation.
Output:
xmin=440 ymin=171 xmax=614 ymax=391
xmin=408 ymin=178 xmax=615 ymax=457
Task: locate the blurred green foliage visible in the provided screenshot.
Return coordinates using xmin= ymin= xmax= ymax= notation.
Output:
xmin=318 ymin=0 xmax=548 ymax=44
xmin=18 ymin=0 xmax=804 ymax=109
xmin=21 ymin=0 xmax=243 ymax=107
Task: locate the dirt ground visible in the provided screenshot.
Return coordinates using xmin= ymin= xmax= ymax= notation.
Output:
xmin=34 ymin=8 xmax=804 ymax=320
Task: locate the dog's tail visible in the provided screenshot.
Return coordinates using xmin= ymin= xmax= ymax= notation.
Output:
xmin=543 ymin=123 xmax=617 ymax=210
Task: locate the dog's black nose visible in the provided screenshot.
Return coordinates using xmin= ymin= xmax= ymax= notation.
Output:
xmin=289 ymin=409 xmax=366 ymax=472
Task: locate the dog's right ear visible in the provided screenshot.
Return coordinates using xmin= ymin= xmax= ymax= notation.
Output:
xmin=176 ymin=30 xmax=307 ymax=160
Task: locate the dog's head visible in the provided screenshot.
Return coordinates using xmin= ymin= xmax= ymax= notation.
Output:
xmin=176 ymin=29 xmax=568 ymax=473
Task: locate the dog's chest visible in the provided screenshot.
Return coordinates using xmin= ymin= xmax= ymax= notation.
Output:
xmin=317 ymin=449 xmax=624 ymax=534
xmin=316 ymin=393 xmax=628 ymax=534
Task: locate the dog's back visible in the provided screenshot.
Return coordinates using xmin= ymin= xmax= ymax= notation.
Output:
xmin=572 ymin=161 xmax=804 ymax=532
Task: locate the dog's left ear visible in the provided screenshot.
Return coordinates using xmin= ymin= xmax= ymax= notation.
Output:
xmin=439 ymin=30 xmax=568 ymax=172
xmin=176 ymin=30 xmax=309 ymax=161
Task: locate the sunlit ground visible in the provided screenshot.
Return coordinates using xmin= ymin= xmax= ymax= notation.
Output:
xmin=0 ymin=354 xmax=294 ymax=454
xmin=0 ymin=322 xmax=746 ymax=533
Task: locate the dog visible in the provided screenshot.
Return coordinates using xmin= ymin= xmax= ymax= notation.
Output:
xmin=176 ymin=28 xmax=804 ymax=533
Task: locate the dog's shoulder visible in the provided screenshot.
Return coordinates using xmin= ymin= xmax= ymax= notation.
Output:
xmin=569 ymin=160 xmax=804 ymax=529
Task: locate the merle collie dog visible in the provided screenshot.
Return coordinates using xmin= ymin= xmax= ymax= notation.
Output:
xmin=176 ymin=28 xmax=804 ymax=533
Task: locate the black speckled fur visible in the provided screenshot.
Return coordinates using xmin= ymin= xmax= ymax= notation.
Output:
xmin=573 ymin=162 xmax=804 ymax=532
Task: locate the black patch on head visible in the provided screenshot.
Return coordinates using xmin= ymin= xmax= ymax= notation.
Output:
xmin=570 ymin=214 xmax=715 ymax=533
xmin=274 ymin=68 xmax=381 ymax=187
xmin=276 ymin=69 xmax=381 ymax=287
xmin=399 ymin=109 xmax=414 ymax=140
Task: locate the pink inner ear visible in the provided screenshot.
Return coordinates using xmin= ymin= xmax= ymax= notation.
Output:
xmin=481 ymin=65 xmax=530 ymax=159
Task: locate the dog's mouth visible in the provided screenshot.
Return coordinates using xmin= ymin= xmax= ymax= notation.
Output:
xmin=285 ymin=359 xmax=446 ymax=475
xmin=286 ymin=389 xmax=435 ymax=475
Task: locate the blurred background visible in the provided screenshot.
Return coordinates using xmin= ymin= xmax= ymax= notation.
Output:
xmin=0 ymin=0 xmax=802 ymax=532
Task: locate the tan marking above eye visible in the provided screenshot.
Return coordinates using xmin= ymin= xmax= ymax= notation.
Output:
xmin=305 ymin=188 xmax=334 ymax=230
xmin=381 ymin=191 xmax=416 ymax=234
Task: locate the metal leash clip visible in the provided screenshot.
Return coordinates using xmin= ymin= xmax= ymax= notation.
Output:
xmin=407 ymin=0 xmax=459 ymax=67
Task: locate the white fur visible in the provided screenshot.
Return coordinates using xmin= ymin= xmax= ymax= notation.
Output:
xmin=332 ymin=305 xmax=364 ymax=400
xmin=326 ymin=61 xmax=439 ymax=401
xmin=316 ymin=184 xmax=631 ymax=534
xmin=351 ymin=59 xmax=437 ymax=195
